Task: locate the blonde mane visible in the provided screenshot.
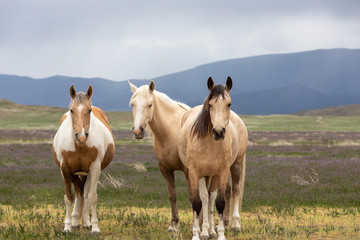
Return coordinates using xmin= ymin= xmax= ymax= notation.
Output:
xmin=154 ymin=90 xmax=191 ymax=111
xmin=130 ymin=84 xmax=190 ymax=111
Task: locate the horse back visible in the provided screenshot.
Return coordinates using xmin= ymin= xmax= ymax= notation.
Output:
xmin=92 ymin=106 xmax=113 ymax=136
xmin=230 ymin=111 xmax=248 ymax=156
xmin=59 ymin=113 xmax=68 ymax=126
xmin=181 ymin=105 xmax=202 ymax=127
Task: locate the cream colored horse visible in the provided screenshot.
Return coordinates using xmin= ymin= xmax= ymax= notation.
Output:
xmin=52 ymin=85 xmax=115 ymax=233
xmin=179 ymin=77 xmax=248 ymax=240
xmin=128 ymin=80 xmax=191 ymax=232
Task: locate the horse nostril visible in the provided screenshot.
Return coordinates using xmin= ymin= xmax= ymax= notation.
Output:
xmin=75 ymin=133 xmax=79 ymax=139
xmin=85 ymin=133 xmax=89 ymax=139
xmin=212 ymin=128 xmax=225 ymax=140
xmin=140 ymin=127 xmax=144 ymax=133
xmin=212 ymin=128 xmax=217 ymax=135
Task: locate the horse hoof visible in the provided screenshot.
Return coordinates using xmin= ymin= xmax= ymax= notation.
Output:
xmin=71 ymin=225 xmax=80 ymax=231
xmin=223 ymin=220 xmax=229 ymax=227
xmin=168 ymin=226 xmax=178 ymax=232
xmin=167 ymin=225 xmax=178 ymax=232
xmin=209 ymin=233 xmax=217 ymax=239
xmin=91 ymin=230 xmax=101 ymax=236
xmin=200 ymin=234 xmax=209 ymax=240
xmin=231 ymin=226 xmax=241 ymax=232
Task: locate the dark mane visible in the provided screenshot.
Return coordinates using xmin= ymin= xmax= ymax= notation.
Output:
xmin=191 ymin=85 xmax=225 ymax=139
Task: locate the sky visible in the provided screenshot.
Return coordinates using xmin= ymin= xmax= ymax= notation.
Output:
xmin=0 ymin=0 xmax=359 ymax=81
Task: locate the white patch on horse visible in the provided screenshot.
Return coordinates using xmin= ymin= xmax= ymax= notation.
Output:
xmin=53 ymin=112 xmax=75 ymax=166
xmin=86 ymin=112 xmax=114 ymax=150
xmin=78 ymin=104 xmax=83 ymax=112
xmin=80 ymin=128 xmax=85 ymax=138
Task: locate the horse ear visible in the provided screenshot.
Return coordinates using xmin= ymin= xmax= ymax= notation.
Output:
xmin=70 ymin=85 xmax=76 ymax=99
xmin=86 ymin=85 xmax=93 ymax=99
xmin=207 ymin=77 xmax=214 ymax=91
xmin=225 ymin=76 xmax=232 ymax=92
xmin=149 ymin=80 xmax=155 ymax=93
xmin=128 ymin=80 xmax=138 ymax=93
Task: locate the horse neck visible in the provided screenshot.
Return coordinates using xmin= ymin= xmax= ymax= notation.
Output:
xmin=148 ymin=93 xmax=181 ymax=140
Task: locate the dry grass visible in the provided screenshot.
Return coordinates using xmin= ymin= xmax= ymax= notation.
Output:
xmin=1 ymin=205 xmax=360 ymax=239
xmin=100 ymin=173 xmax=125 ymax=190
xmin=129 ymin=162 xmax=147 ymax=172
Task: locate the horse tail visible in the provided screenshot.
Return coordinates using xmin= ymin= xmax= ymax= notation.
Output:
xmin=72 ymin=174 xmax=87 ymax=197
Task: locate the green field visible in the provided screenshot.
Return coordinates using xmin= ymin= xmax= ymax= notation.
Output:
xmin=1 ymin=101 xmax=360 ymax=239
xmin=1 ymin=99 xmax=360 ymax=131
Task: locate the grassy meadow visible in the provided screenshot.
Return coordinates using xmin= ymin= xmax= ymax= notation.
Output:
xmin=1 ymin=100 xmax=360 ymax=239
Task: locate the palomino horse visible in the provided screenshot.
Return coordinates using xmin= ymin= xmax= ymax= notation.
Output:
xmin=179 ymin=77 xmax=248 ymax=240
xmin=52 ymin=85 xmax=115 ymax=233
xmin=128 ymin=80 xmax=191 ymax=231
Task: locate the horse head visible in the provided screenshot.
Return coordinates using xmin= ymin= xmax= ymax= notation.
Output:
xmin=128 ymin=80 xmax=155 ymax=139
xmin=206 ymin=76 xmax=232 ymax=140
xmin=69 ymin=85 xmax=93 ymax=143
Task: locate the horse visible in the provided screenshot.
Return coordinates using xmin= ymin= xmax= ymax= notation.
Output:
xmin=52 ymin=85 xmax=115 ymax=233
xmin=178 ymin=77 xmax=248 ymax=240
xmin=128 ymin=80 xmax=191 ymax=232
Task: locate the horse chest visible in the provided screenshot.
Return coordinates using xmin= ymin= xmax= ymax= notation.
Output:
xmin=187 ymin=139 xmax=232 ymax=174
xmin=61 ymin=145 xmax=99 ymax=174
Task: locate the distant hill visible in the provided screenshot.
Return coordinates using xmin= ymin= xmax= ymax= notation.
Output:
xmin=296 ymin=104 xmax=360 ymax=116
xmin=1 ymin=48 xmax=360 ymax=114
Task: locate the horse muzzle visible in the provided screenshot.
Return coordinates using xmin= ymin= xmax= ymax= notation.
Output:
xmin=132 ymin=127 xmax=145 ymax=139
xmin=75 ymin=133 xmax=89 ymax=143
xmin=212 ymin=128 xmax=225 ymax=141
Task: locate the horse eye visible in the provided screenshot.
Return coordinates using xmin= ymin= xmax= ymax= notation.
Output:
xmin=228 ymin=103 xmax=232 ymax=107
xmin=70 ymin=109 xmax=74 ymax=113
xmin=89 ymin=109 xmax=92 ymax=113
xmin=209 ymin=104 xmax=212 ymax=108
xmin=149 ymin=104 xmax=152 ymax=108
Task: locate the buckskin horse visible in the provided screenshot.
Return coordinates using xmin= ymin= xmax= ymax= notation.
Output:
xmin=178 ymin=77 xmax=248 ymax=240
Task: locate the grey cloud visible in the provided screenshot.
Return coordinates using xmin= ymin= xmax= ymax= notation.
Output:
xmin=0 ymin=0 xmax=359 ymax=80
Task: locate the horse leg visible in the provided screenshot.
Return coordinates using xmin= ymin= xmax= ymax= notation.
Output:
xmin=216 ymin=171 xmax=230 ymax=240
xmin=230 ymin=155 xmax=246 ymax=232
xmin=223 ymin=180 xmax=231 ymax=227
xmin=87 ymin=160 xmax=101 ymax=233
xmin=82 ymin=177 xmax=91 ymax=229
xmin=199 ymin=177 xmax=210 ymax=239
xmin=70 ymin=175 xmax=82 ymax=230
xmin=62 ymin=173 xmax=73 ymax=232
xmin=159 ymin=164 xmax=179 ymax=232
xmin=208 ymin=177 xmax=219 ymax=239
xmin=189 ymin=171 xmax=201 ymax=240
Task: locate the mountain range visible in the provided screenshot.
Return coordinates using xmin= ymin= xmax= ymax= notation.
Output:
xmin=0 ymin=48 xmax=359 ymax=114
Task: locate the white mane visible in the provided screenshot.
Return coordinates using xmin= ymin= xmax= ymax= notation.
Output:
xmin=154 ymin=90 xmax=191 ymax=111
xmin=131 ymin=84 xmax=190 ymax=111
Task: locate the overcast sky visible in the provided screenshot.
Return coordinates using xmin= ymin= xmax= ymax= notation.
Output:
xmin=0 ymin=0 xmax=359 ymax=81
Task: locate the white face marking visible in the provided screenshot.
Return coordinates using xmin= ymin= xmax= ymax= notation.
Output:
xmin=78 ymin=104 xmax=83 ymax=112
xmin=81 ymin=128 xmax=85 ymax=137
